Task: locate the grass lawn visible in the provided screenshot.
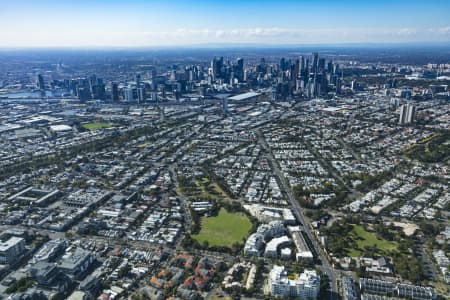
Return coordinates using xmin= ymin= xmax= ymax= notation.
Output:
xmin=199 ymin=182 xmax=228 ymax=199
xmin=177 ymin=177 xmax=228 ymax=199
xmin=82 ymin=122 xmax=114 ymax=131
xmin=209 ymin=294 xmax=233 ymax=300
xmin=137 ymin=141 xmax=151 ymax=148
xmin=192 ymin=208 xmax=252 ymax=247
xmin=347 ymin=225 xmax=398 ymax=257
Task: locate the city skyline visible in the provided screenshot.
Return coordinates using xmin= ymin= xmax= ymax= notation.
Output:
xmin=1 ymin=0 xmax=450 ymax=48
xmin=0 ymin=2 xmax=449 ymax=298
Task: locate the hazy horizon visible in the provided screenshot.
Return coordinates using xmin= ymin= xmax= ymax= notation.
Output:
xmin=1 ymin=0 xmax=449 ymax=48
xmin=1 ymin=41 xmax=450 ymax=52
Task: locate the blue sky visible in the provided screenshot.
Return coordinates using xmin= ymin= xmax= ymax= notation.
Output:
xmin=0 ymin=0 xmax=449 ymax=47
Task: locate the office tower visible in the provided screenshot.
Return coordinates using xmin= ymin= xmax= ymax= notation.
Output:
xmin=333 ymin=63 xmax=340 ymax=75
xmin=318 ymin=58 xmax=325 ymax=72
xmin=151 ymin=91 xmax=158 ymax=102
xmin=159 ymin=107 xmax=165 ymax=122
xmin=236 ymin=58 xmax=244 ymax=82
xmin=188 ymin=68 xmax=194 ymax=82
xmin=258 ymin=58 xmax=267 ymax=75
xmin=225 ymin=62 xmax=231 ymax=81
xmin=312 ymin=52 xmax=319 ymax=74
xmin=37 ymin=74 xmax=45 ymax=90
xmin=136 ymin=73 xmax=141 ymax=88
xmin=308 ymin=81 xmax=315 ymax=99
xmin=305 ymin=58 xmax=310 ymax=75
xmin=294 ymin=59 xmax=300 ymax=79
xmin=296 ymin=79 xmax=302 ymax=92
xmin=137 ymin=87 xmax=145 ymax=103
xmin=351 ymin=80 xmax=357 ymax=91
xmin=89 ymin=74 xmax=97 ymax=87
xmin=125 ymin=88 xmax=134 ymax=102
xmin=271 ymin=84 xmax=277 ymax=101
xmin=170 ymin=70 xmax=176 ymax=81
xmin=222 ymin=97 xmax=228 ymax=115
xmin=299 ymin=56 xmax=305 ymax=75
xmin=111 ymin=83 xmax=119 ymax=102
xmin=327 ymin=61 xmax=333 ymax=74
xmin=280 ymin=82 xmax=289 ymax=100
xmin=149 ymin=67 xmax=157 ymax=79
xmin=406 ymin=104 xmax=416 ymax=123
xmin=211 ymin=57 xmax=224 ymax=80
xmin=210 ymin=59 xmax=215 ymax=79
xmin=399 ymin=104 xmax=415 ymax=125
xmin=92 ymin=83 xmax=106 ymax=100
xmin=88 ymin=74 xmax=97 ymax=96
xmin=280 ymin=57 xmax=286 ymax=71
xmin=336 ymin=77 xmax=342 ymax=94
xmin=399 ymin=104 xmax=407 ymax=125
xmin=77 ymin=87 xmax=91 ymax=102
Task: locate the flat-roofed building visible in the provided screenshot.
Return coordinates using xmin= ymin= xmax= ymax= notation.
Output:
xmin=269 ymin=265 xmax=320 ymax=299
xmin=228 ymin=92 xmax=261 ymax=103
xmin=58 ymin=248 xmax=94 ymax=279
xmin=0 ymin=236 xmax=25 ymax=264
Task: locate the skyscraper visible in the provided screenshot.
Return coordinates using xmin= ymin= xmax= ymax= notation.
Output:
xmin=211 ymin=57 xmax=224 ymax=80
xmin=299 ymin=56 xmax=305 ymax=75
xmin=37 ymin=74 xmax=45 ymax=90
xmin=406 ymin=104 xmax=416 ymax=123
xmin=135 ymin=73 xmax=142 ymax=88
xmin=399 ymin=104 xmax=416 ymax=125
xmin=318 ymin=58 xmax=325 ymax=72
xmin=235 ymin=58 xmax=244 ymax=82
xmin=271 ymin=83 xmax=277 ymax=101
xmin=111 ymin=83 xmax=119 ymax=102
xmin=125 ymin=88 xmax=134 ymax=102
xmin=137 ymin=87 xmax=145 ymax=103
xmin=280 ymin=57 xmax=287 ymax=71
xmin=398 ymin=104 xmax=407 ymax=125
xmin=222 ymin=97 xmax=228 ymax=115
xmin=312 ymin=52 xmax=319 ymax=74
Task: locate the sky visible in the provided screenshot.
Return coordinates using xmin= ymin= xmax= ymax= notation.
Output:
xmin=0 ymin=0 xmax=449 ymax=48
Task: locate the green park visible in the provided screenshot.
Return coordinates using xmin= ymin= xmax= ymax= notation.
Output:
xmin=192 ymin=208 xmax=253 ymax=248
xmin=82 ymin=122 xmax=114 ymax=131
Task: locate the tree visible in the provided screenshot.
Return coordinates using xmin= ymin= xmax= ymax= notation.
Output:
xmin=131 ymin=293 xmax=144 ymax=300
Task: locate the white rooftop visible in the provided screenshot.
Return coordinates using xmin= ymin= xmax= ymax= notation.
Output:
xmin=50 ymin=124 xmax=72 ymax=132
xmin=0 ymin=237 xmax=24 ymax=251
xmin=228 ymin=92 xmax=261 ymax=101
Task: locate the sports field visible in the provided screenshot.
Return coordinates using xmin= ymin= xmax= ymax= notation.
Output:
xmin=192 ymin=208 xmax=252 ymax=247
xmin=82 ymin=122 xmax=114 ymax=130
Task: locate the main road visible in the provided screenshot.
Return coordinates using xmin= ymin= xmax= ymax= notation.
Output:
xmin=257 ymin=131 xmax=339 ymax=300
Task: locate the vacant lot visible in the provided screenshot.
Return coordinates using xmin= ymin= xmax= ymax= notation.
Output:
xmin=192 ymin=208 xmax=252 ymax=247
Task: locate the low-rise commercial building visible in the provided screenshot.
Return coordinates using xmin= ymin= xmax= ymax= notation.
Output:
xmin=0 ymin=236 xmax=25 ymax=264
